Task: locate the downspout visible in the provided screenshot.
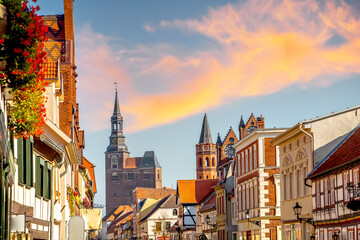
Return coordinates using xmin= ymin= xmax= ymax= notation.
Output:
xmin=39 ymin=135 xmax=67 ymax=240
xmin=299 ymin=123 xmax=314 ymax=188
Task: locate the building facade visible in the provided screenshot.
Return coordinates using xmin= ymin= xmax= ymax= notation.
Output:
xmin=272 ymin=105 xmax=360 ymax=240
xmin=105 ymin=90 xmax=162 ymax=214
xmin=308 ymin=125 xmax=360 ymax=240
xmin=235 ymin=128 xmax=285 ymax=240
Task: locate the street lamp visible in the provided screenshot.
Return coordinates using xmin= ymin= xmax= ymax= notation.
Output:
xmin=205 ymin=215 xmax=216 ymax=240
xmin=292 ymin=202 xmax=314 ymax=225
xmin=310 ymin=235 xmax=315 ymax=240
xmin=245 ymin=210 xmax=260 ymax=227
xmin=333 ymin=231 xmax=339 ymax=240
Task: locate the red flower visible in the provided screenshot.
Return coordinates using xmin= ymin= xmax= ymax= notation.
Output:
xmin=24 ymin=40 xmax=30 ymax=46
xmin=0 ymin=39 xmax=4 ymax=44
xmin=14 ymin=48 xmax=22 ymax=53
xmin=23 ymin=51 xmax=29 ymax=57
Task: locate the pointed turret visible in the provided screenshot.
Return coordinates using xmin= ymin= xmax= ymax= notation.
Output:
xmin=113 ymin=89 xmax=122 ymax=117
xmin=199 ymin=114 xmax=213 ymax=144
xmin=239 ymin=116 xmax=245 ymax=129
xmin=216 ymin=133 xmax=222 ymax=145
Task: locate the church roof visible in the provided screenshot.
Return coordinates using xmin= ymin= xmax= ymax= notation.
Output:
xmin=239 ymin=115 xmax=245 ymax=128
xmin=216 ymin=133 xmax=222 ymax=144
xmin=138 ymin=151 xmax=161 ymax=168
xmin=113 ymin=89 xmax=122 ymax=117
xmin=199 ymin=114 xmax=213 ymax=144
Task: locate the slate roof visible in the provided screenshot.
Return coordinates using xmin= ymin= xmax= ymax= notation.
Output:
xmin=199 ymin=114 xmax=213 ymax=144
xmin=177 ymin=179 xmax=218 ymax=204
xmin=113 ymin=90 xmax=122 ymax=117
xmin=308 ymin=125 xmax=360 ymax=179
xmin=138 ymin=151 xmax=161 ymax=168
xmin=199 ymin=193 xmax=216 ymax=212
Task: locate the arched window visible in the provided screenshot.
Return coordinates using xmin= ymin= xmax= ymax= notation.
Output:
xmin=212 ymin=157 xmax=215 ymax=167
xmin=199 ymin=175 xmax=202 ymax=179
xmin=112 ymin=172 xmax=118 ymax=182
xmin=206 ymin=157 xmax=210 ymax=167
xmin=199 ymin=158 xmax=203 ymax=167
xmin=206 ymin=175 xmax=209 ymax=179
xmin=173 ymin=209 xmax=178 ymax=216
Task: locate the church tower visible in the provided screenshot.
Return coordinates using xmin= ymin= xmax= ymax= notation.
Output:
xmin=196 ymin=114 xmax=217 ymax=179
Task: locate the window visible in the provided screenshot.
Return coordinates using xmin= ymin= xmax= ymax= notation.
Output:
xmin=283 ymin=174 xmax=287 ymax=201
xmin=155 ymin=222 xmax=161 ymax=231
xmin=249 ymin=147 xmax=253 ymax=171
xmin=206 ymin=157 xmax=210 ymax=167
xmin=303 ymin=168 xmax=308 ymax=195
xmin=199 ymin=158 xmax=202 ymax=167
xmin=241 ymin=152 xmax=244 ymax=175
xmin=212 ymin=157 xmax=215 ymax=167
xmin=289 ymin=173 xmax=293 ymax=199
xmin=128 ymin=172 xmax=134 ymax=181
xmin=165 ymin=221 xmax=171 ymax=230
xmin=296 ymin=170 xmax=301 ymax=198
xmin=237 ymin=155 xmax=240 ymax=176
xmin=111 ymin=156 xmax=118 ymax=169
xmin=324 ymin=178 xmax=329 ymax=206
xmin=245 ymin=150 xmax=248 ymax=173
xmin=289 ymin=143 xmax=292 ymax=151
xmin=17 ymin=138 xmax=33 ymax=187
xmin=316 ymin=181 xmax=321 ymax=208
xmin=144 ymin=171 xmax=150 ymax=180
xmin=35 ymin=156 xmax=51 ymax=199
xmin=173 ymin=209 xmax=178 ymax=216
xmin=250 ymin=185 xmax=253 ymax=209
xmin=253 ymin=145 xmax=257 ymax=169
xmin=112 ymin=172 xmax=118 ymax=182
xmin=254 ymin=181 xmax=258 ymax=208
xmin=344 ymin=171 xmax=350 ymax=202
xmin=330 ymin=176 xmax=336 ymax=205
xmin=283 ymin=146 xmax=286 ymax=153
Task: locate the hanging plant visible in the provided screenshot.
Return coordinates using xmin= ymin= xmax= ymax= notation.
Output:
xmin=67 ymin=186 xmax=75 ymax=218
xmin=0 ymin=0 xmax=48 ymax=138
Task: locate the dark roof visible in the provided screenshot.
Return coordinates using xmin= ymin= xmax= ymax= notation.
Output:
xmin=308 ymin=126 xmax=360 ymax=179
xmin=239 ymin=115 xmax=245 ymax=128
xmin=216 ymin=133 xmax=222 ymax=144
xmin=199 ymin=193 xmax=216 ymax=212
xmin=113 ymin=89 xmax=122 ymax=117
xmin=199 ymin=114 xmax=213 ymax=144
xmin=138 ymin=151 xmax=161 ymax=168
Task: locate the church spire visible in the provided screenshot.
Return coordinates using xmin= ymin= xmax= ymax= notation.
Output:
xmin=199 ymin=113 xmax=213 ymax=144
xmin=113 ymin=88 xmax=122 ymax=117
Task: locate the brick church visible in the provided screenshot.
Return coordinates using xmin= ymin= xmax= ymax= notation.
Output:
xmin=105 ymin=90 xmax=162 ymax=214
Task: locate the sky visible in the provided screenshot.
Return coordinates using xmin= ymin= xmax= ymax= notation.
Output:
xmin=38 ymin=0 xmax=360 ymax=208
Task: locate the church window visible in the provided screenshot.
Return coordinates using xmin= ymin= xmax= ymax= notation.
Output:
xmin=112 ymin=172 xmax=118 ymax=182
xmin=157 ymin=173 xmax=160 ymax=179
xmin=111 ymin=156 xmax=118 ymax=169
xmin=199 ymin=158 xmax=202 ymax=167
xmin=206 ymin=157 xmax=210 ymax=167
xmin=128 ymin=172 xmax=134 ymax=181
xmin=199 ymin=175 xmax=202 ymax=179
xmin=173 ymin=209 xmax=178 ymax=216
xmin=206 ymin=175 xmax=209 ymax=179
xmin=144 ymin=171 xmax=150 ymax=180
xmin=212 ymin=157 xmax=215 ymax=167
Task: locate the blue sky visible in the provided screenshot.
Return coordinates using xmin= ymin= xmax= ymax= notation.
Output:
xmin=38 ymin=0 xmax=360 ymax=208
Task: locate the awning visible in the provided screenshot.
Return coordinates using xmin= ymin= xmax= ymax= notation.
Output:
xmin=80 ymin=208 xmax=102 ymax=230
xmin=65 ymin=142 xmax=78 ymax=164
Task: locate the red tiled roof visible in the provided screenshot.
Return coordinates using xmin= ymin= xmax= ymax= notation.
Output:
xmin=107 ymin=211 xmax=133 ymax=234
xmin=124 ymin=157 xmax=142 ymax=169
xmin=177 ymin=179 xmax=218 ymax=204
xmin=199 ymin=194 xmax=216 ymax=212
xmin=83 ymin=157 xmax=97 ymax=193
xmin=308 ymin=126 xmax=360 ymax=179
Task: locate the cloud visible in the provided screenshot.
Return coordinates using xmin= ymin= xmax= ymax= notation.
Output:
xmin=77 ymin=0 xmax=360 ymax=133
xmin=144 ymin=23 xmax=155 ymax=33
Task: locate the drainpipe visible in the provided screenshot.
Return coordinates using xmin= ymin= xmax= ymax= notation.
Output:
xmin=39 ymin=135 xmax=67 ymax=240
xmin=299 ymin=123 xmax=314 ymax=188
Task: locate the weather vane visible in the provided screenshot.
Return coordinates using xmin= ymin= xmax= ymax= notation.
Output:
xmin=114 ymin=81 xmax=118 ymax=91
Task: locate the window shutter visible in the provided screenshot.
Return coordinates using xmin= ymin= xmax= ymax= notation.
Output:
xmin=17 ymin=138 xmax=24 ymax=184
xmin=47 ymin=163 xmax=52 ymax=199
xmin=25 ymin=139 xmax=33 ymax=187
xmin=43 ymin=161 xmax=49 ymax=199
xmin=35 ymin=156 xmax=41 ymax=196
